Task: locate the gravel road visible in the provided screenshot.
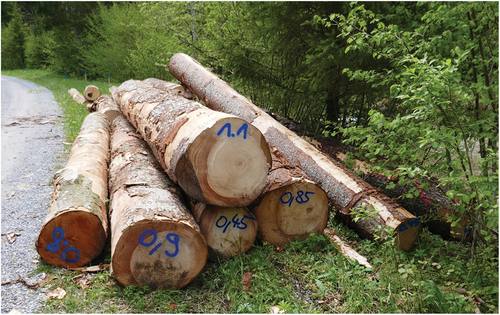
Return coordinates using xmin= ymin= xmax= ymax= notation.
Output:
xmin=1 ymin=75 xmax=65 ymax=314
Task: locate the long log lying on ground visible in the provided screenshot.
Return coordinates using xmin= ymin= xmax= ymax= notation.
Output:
xmin=84 ymin=85 xmax=100 ymax=101
xmin=35 ymin=112 xmax=110 ymax=268
xmin=68 ymin=88 xmax=89 ymax=105
xmin=115 ymin=79 xmax=272 ymax=207
xmin=189 ymin=201 xmax=258 ymax=261
xmin=169 ymin=53 xmax=422 ymax=251
xmin=109 ymin=115 xmax=207 ymax=290
xmin=87 ymin=94 xmax=121 ymax=124
xmin=250 ymin=147 xmax=329 ymax=245
xmin=332 ymin=151 xmax=472 ymax=241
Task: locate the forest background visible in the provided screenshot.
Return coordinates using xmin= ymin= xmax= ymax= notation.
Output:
xmin=1 ymin=1 xmax=498 ymax=313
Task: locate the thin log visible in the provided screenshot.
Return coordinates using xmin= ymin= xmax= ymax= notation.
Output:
xmin=109 ymin=115 xmax=207 ymax=290
xmin=323 ymin=228 xmax=373 ymax=269
xmin=189 ymin=200 xmax=257 ymax=261
xmin=168 ymin=53 xmax=422 ymax=251
xmin=114 ymin=79 xmax=272 ymax=207
xmin=35 ymin=113 xmax=110 ymax=268
xmin=68 ymin=88 xmax=89 ymax=105
xmin=84 ymin=85 xmax=100 ymax=101
xmin=87 ymin=94 xmax=121 ymax=124
xmin=250 ymin=147 xmax=329 ymax=245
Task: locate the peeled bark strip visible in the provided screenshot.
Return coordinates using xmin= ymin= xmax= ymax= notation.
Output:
xmin=115 ymin=79 xmax=272 ymax=207
xmin=109 ymin=115 xmax=207 ymax=290
xmin=169 ymin=53 xmax=421 ymax=251
xmin=189 ymin=201 xmax=257 ymax=261
xmin=84 ymin=85 xmax=100 ymax=101
xmin=68 ymin=88 xmax=89 ymax=105
xmin=143 ymin=78 xmax=193 ymax=99
xmin=323 ymin=228 xmax=373 ymax=269
xmin=35 ymin=113 xmax=110 ymax=268
xmin=250 ymin=147 xmax=329 ymax=245
xmin=87 ymin=94 xmax=121 ymax=124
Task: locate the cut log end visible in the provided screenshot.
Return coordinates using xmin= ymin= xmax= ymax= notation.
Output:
xmin=194 ymin=205 xmax=258 ymax=261
xmin=35 ymin=210 xmax=107 ymax=268
xmin=395 ymin=217 xmax=424 ymax=251
xmin=178 ymin=117 xmax=271 ymax=207
xmin=253 ymin=181 xmax=329 ymax=245
xmin=84 ymin=85 xmax=101 ymax=101
xmin=112 ymin=220 xmax=207 ymax=290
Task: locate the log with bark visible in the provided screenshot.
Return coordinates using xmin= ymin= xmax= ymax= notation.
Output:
xmin=84 ymin=85 xmax=101 ymax=101
xmin=189 ymin=200 xmax=258 ymax=261
xmin=250 ymin=147 xmax=329 ymax=245
xmin=68 ymin=88 xmax=89 ymax=105
xmin=143 ymin=78 xmax=193 ymax=99
xmin=109 ymin=115 xmax=207 ymax=290
xmin=168 ymin=53 xmax=422 ymax=251
xmin=114 ymin=79 xmax=272 ymax=207
xmin=330 ymin=151 xmax=472 ymax=241
xmin=35 ymin=112 xmax=110 ymax=268
xmin=87 ymin=94 xmax=121 ymax=124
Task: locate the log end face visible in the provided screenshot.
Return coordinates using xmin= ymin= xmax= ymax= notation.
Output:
xmin=112 ymin=221 xmax=207 ymax=290
xmin=36 ymin=210 xmax=107 ymax=268
xmin=394 ymin=217 xmax=424 ymax=251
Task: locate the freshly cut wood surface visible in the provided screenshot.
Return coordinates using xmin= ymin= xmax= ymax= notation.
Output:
xmin=84 ymin=85 xmax=100 ymax=101
xmin=87 ymin=94 xmax=121 ymax=124
xmin=68 ymin=88 xmax=88 ymax=105
xmin=251 ymin=147 xmax=329 ymax=245
xmin=35 ymin=112 xmax=110 ymax=268
xmin=109 ymin=115 xmax=207 ymax=290
xmin=168 ymin=53 xmax=421 ymax=251
xmin=115 ymin=79 xmax=272 ymax=207
xmin=190 ymin=201 xmax=257 ymax=261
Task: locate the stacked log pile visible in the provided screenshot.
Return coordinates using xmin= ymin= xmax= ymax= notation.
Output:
xmin=38 ymin=54 xmax=432 ymax=289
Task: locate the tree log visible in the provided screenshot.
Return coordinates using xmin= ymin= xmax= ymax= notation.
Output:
xmin=143 ymin=78 xmax=193 ymax=99
xmin=87 ymin=94 xmax=121 ymax=124
xmin=109 ymin=115 xmax=207 ymax=290
xmin=68 ymin=88 xmax=89 ymax=105
xmin=109 ymin=86 xmax=118 ymax=99
xmin=84 ymin=85 xmax=100 ymax=101
xmin=323 ymin=228 xmax=373 ymax=269
xmin=168 ymin=53 xmax=422 ymax=251
xmin=331 ymin=151 xmax=472 ymax=241
xmin=250 ymin=147 xmax=329 ymax=245
xmin=114 ymin=79 xmax=272 ymax=207
xmin=35 ymin=113 xmax=110 ymax=268
xmin=189 ymin=201 xmax=257 ymax=261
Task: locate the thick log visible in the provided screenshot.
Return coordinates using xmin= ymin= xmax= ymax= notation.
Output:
xmin=114 ymin=79 xmax=272 ymax=207
xmin=109 ymin=115 xmax=207 ymax=290
xmin=168 ymin=53 xmax=422 ymax=251
xmin=87 ymin=94 xmax=121 ymax=124
xmin=143 ymin=78 xmax=193 ymax=99
xmin=84 ymin=85 xmax=100 ymax=101
xmin=35 ymin=113 xmax=110 ymax=268
xmin=189 ymin=201 xmax=257 ymax=261
xmin=250 ymin=147 xmax=329 ymax=245
xmin=68 ymin=88 xmax=89 ymax=105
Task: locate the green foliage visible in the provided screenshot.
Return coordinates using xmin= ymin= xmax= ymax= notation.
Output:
xmin=1 ymin=3 xmax=27 ymax=69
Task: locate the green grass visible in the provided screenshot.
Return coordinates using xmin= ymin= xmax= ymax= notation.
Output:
xmin=3 ymin=69 xmax=498 ymax=314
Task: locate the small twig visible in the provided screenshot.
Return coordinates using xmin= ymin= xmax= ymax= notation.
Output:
xmin=1 ymin=274 xmax=40 ymax=289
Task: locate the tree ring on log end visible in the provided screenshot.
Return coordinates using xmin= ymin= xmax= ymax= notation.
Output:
xmin=254 ymin=181 xmax=329 ymax=245
xmin=112 ymin=220 xmax=207 ymax=290
xmin=36 ymin=209 xmax=107 ymax=268
xmin=189 ymin=117 xmax=271 ymax=207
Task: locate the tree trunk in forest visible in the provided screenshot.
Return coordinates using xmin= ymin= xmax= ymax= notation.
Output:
xmin=87 ymin=94 xmax=121 ymax=124
xmin=189 ymin=200 xmax=257 ymax=261
xmin=168 ymin=53 xmax=422 ymax=251
xmin=109 ymin=115 xmax=207 ymax=290
xmin=114 ymin=79 xmax=272 ymax=207
xmin=84 ymin=85 xmax=100 ymax=101
xmin=143 ymin=78 xmax=193 ymax=99
xmin=35 ymin=113 xmax=110 ymax=268
xmin=68 ymin=88 xmax=89 ymax=105
xmin=332 ymin=152 xmax=472 ymax=241
xmin=250 ymin=147 xmax=329 ymax=245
